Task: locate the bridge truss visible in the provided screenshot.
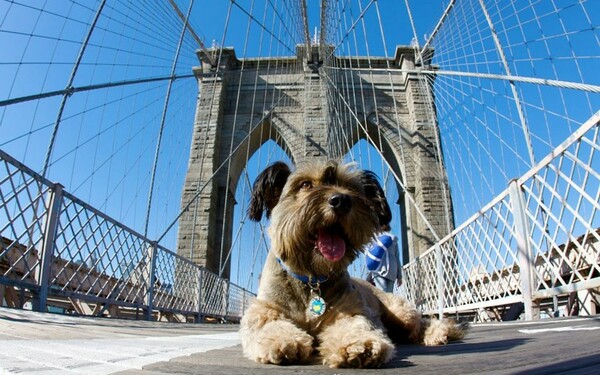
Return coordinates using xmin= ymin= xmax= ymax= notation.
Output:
xmin=0 ymin=0 xmax=599 ymax=321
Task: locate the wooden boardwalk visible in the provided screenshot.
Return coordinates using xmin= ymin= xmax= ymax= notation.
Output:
xmin=1 ymin=307 xmax=598 ymax=374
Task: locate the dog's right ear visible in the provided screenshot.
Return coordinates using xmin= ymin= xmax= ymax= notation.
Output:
xmin=361 ymin=170 xmax=392 ymax=227
xmin=247 ymin=161 xmax=291 ymax=221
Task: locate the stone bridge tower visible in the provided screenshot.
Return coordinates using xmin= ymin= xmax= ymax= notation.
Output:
xmin=177 ymin=46 xmax=453 ymax=278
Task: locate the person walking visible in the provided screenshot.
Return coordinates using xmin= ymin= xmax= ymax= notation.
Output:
xmin=365 ymin=224 xmax=402 ymax=293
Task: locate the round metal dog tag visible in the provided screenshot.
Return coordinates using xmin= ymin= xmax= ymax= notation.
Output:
xmin=308 ymin=296 xmax=326 ymax=317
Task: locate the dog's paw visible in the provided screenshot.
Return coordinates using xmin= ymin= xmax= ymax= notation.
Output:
xmin=422 ymin=319 xmax=467 ymax=346
xmin=321 ymin=334 xmax=394 ymax=368
xmin=253 ymin=329 xmax=314 ymax=365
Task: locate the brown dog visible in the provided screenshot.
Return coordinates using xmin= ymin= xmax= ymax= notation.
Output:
xmin=240 ymin=160 xmax=465 ymax=368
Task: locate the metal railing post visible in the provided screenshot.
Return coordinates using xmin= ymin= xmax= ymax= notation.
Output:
xmin=224 ymin=279 xmax=230 ymax=318
xmin=145 ymin=242 xmax=158 ymax=321
xmin=242 ymin=289 xmax=246 ymax=315
xmin=508 ymin=179 xmax=535 ymax=320
xmin=196 ymin=267 xmax=204 ymax=322
xmin=436 ymin=243 xmax=445 ymax=319
xmin=34 ymin=183 xmax=63 ymax=312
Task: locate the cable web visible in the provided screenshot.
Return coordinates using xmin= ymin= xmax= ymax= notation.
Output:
xmin=425 ymin=0 xmax=599 ymax=223
xmin=0 ymin=0 xmax=200 ymax=247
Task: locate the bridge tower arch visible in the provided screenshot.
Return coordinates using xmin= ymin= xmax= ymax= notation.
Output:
xmin=177 ymin=46 xmax=453 ymax=278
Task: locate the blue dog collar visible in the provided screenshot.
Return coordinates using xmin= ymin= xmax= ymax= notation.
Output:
xmin=276 ymin=258 xmax=328 ymax=285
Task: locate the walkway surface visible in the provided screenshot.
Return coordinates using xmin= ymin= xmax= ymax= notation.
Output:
xmin=1 ymin=307 xmax=599 ymax=374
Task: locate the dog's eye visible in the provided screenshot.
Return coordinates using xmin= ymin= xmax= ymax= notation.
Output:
xmin=300 ymin=181 xmax=313 ymax=190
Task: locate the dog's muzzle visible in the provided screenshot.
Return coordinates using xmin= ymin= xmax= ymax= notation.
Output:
xmin=328 ymin=193 xmax=351 ymax=216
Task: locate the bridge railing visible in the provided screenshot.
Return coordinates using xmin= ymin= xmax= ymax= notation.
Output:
xmin=0 ymin=149 xmax=254 ymax=321
xmin=402 ymin=112 xmax=600 ymax=321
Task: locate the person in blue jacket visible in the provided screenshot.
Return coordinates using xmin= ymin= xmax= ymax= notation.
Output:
xmin=365 ymin=224 xmax=402 ymax=293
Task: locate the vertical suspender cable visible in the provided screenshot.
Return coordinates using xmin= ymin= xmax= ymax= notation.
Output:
xmin=35 ymin=0 xmax=106 ymax=258
xmin=403 ymin=0 xmax=454 ymax=235
xmin=42 ymin=0 xmax=107 ymax=178
xmin=187 ymin=1 xmax=234 ymax=262
xmin=301 ymin=0 xmax=311 ymax=60
xmin=144 ymin=0 xmax=195 ymax=236
xmin=357 ymin=0 xmax=385 ymax=177
xmin=478 ymin=0 xmax=535 ymax=167
xmin=419 ymin=0 xmax=455 ymax=66
xmin=217 ymin=0 xmax=258 ymax=277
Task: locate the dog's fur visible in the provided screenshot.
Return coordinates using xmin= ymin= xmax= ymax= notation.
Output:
xmin=240 ymin=160 xmax=465 ymax=368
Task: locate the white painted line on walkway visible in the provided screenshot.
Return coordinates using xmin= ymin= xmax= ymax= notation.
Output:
xmin=0 ymin=331 xmax=240 ymax=375
xmin=519 ymin=326 xmax=600 ymax=334
xmin=474 ymin=317 xmax=599 ymax=327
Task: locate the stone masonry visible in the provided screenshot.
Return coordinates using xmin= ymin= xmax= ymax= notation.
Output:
xmin=177 ymin=46 xmax=453 ymax=278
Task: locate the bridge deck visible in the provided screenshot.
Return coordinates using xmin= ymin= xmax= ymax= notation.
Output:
xmin=1 ymin=307 xmax=598 ymax=374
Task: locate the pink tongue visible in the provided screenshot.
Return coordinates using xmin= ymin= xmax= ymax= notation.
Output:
xmin=316 ymin=230 xmax=346 ymax=262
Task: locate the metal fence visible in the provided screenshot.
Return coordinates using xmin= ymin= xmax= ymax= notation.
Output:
xmin=2 ymin=112 xmax=599 ymax=323
xmin=401 ymin=112 xmax=600 ymax=321
xmin=0 ymin=148 xmax=254 ymax=321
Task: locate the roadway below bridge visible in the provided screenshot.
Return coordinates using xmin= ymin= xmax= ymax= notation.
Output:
xmin=0 ymin=307 xmax=599 ymax=374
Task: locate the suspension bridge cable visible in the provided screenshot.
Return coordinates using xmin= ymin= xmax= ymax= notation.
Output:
xmin=228 ymin=0 xmax=287 ymax=281
xmin=320 ymin=67 xmax=442 ymax=243
xmin=157 ymin=82 xmax=304 ymax=244
xmin=42 ymin=0 xmax=107 ymax=179
xmin=230 ymin=0 xmax=296 ymax=56
xmin=144 ymin=0 xmax=195 ymax=237
xmin=222 ymin=0 xmax=306 ymax=279
xmin=478 ymin=0 xmax=535 ymax=168
xmin=218 ymin=0 xmax=259 ymax=277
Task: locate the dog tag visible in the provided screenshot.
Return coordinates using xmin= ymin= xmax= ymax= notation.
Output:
xmin=308 ymin=295 xmax=326 ymax=317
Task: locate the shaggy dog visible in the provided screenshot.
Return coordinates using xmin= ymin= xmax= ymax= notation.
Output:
xmin=240 ymin=160 xmax=465 ymax=368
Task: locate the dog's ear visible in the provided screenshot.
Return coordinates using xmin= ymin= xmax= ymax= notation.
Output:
xmin=248 ymin=161 xmax=291 ymax=221
xmin=361 ymin=170 xmax=392 ymax=227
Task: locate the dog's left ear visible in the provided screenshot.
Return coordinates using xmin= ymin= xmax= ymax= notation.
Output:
xmin=247 ymin=161 xmax=291 ymax=221
xmin=361 ymin=170 xmax=392 ymax=227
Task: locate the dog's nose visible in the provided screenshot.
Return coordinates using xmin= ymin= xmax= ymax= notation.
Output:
xmin=328 ymin=193 xmax=351 ymax=215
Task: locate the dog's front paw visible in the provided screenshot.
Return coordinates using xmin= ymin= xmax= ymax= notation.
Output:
xmin=246 ymin=322 xmax=314 ymax=365
xmin=321 ymin=333 xmax=394 ymax=368
xmin=258 ymin=331 xmax=314 ymax=365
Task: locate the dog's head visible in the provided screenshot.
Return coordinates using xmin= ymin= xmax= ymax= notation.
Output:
xmin=248 ymin=160 xmax=391 ymax=277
